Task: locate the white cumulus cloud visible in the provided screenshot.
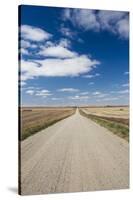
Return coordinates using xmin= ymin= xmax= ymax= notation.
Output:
xmin=26 ymin=90 xmax=34 ymax=95
xmin=73 ymin=9 xmax=100 ymax=31
xmin=21 ymin=55 xmax=100 ymax=79
xmin=21 ymin=25 xmax=52 ymax=41
xmin=63 ymin=9 xmax=129 ymax=39
xmin=21 ymin=40 xmax=31 ymax=48
xmin=20 ymin=48 xmax=29 ymax=55
xmin=116 ymin=18 xmax=129 ymax=39
xmin=25 ymin=88 xmax=52 ymax=98
xmin=39 ymin=45 xmax=77 ymax=58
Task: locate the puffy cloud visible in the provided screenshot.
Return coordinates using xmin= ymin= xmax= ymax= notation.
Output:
xmin=116 ymin=18 xmax=129 ymax=39
xmin=39 ymin=38 xmax=74 ymax=58
xmin=20 ymin=40 xmax=38 ymax=57
xmin=63 ymin=9 xmax=129 ymax=39
xmin=20 ymin=40 xmax=38 ymax=49
xmin=25 ymin=89 xmax=52 ymax=98
xmin=35 ymin=89 xmax=52 ymax=97
xmin=39 ymin=45 xmax=77 ymax=58
xmin=20 ymin=24 xmax=100 ymax=83
xmin=98 ymin=11 xmax=129 ymax=39
xmin=25 ymin=88 xmax=52 ymax=98
xmin=72 ymin=9 xmax=100 ymax=31
xmin=21 ymin=25 xmax=52 ymax=41
xmin=20 ymin=48 xmax=29 ymax=55
xmin=57 ymin=88 xmax=79 ymax=92
xmin=21 ymin=60 xmax=39 ymax=81
xmin=20 ymin=40 xmax=31 ymax=48
xmin=26 ymin=90 xmax=34 ymax=95
xmin=98 ymin=11 xmax=125 ymax=31
xmin=21 ymin=55 xmax=99 ymax=79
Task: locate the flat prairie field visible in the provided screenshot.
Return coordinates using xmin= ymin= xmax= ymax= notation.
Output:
xmin=81 ymin=106 xmax=129 ymax=120
xmin=20 ymin=107 xmax=76 ymax=140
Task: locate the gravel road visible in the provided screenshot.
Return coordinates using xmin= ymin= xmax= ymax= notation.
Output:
xmin=20 ymin=109 xmax=129 ymax=195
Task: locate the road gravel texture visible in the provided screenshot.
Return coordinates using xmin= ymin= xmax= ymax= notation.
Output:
xmin=20 ymin=109 xmax=129 ymax=195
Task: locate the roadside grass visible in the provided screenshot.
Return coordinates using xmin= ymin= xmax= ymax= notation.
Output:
xmin=79 ymin=109 xmax=129 ymax=142
xmin=20 ymin=108 xmax=76 ymax=141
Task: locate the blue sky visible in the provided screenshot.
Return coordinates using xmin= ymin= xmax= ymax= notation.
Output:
xmin=19 ymin=5 xmax=129 ymax=106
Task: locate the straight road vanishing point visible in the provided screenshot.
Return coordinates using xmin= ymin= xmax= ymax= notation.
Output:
xmin=20 ymin=109 xmax=129 ymax=195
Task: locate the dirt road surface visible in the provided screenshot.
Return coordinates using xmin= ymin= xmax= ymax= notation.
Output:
xmin=20 ymin=109 xmax=129 ymax=195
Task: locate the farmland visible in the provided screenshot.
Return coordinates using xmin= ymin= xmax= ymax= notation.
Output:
xmin=79 ymin=106 xmax=129 ymax=141
xmin=20 ymin=107 xmax=76 ymax=140
xmin=80 ymin=106 xmax=129 ymax=119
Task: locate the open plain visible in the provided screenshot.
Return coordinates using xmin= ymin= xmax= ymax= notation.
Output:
xmin=20 ymin=107 xmax=75 ymax=140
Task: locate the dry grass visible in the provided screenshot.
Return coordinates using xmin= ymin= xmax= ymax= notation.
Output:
xmin=79 ymin=107 xmax=129 ymax=141
xmin=81 ymin=106 xmax=129 ymax=119
xmin=20 ymin=107 xmax=76 ymax=140
xmin=81 ymin=106 xmax=129 ymax=125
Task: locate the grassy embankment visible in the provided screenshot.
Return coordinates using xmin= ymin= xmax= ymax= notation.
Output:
xmin=20 ymin=107 xmax=76 ymax=140
xmin=79 ymin=109 xmax=129 ymax=142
